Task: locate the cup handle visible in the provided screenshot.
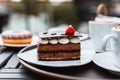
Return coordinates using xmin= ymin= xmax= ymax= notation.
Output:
xmin=96 ymin=3 xmax=108 ymax=17
xmin=102 ymin=34 xmax=115 ymax=51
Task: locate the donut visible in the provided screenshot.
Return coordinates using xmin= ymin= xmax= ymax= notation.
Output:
xmin=1 ymin=30 xmax=32 ymax=44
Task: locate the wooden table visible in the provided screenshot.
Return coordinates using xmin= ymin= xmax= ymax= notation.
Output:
xmin=0 ymin=40 xmax=120 ymax=80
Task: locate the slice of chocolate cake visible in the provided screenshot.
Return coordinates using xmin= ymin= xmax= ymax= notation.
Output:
xmin=37 ymin=25 xmax=81 ymax=61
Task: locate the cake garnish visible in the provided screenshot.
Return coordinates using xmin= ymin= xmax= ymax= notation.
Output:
xmin=43 ymin=32 xmax=48 ymax=34
xmin=70 ymin=36 xmax=80 ymax=44
xmin=65 ymin=25 xmax=75 ymax=35
xmin=58 ymin=37 xmax=69 ymax=44
xmin=49 ymin=38 xmax=58 ymax=44
xmin=51 ymin=33 xmax=57 ymax=35
xmin=39 ymin=38 xmax=49 ymax=44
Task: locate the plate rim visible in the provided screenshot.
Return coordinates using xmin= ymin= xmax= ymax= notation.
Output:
xmin=3 ymin=43 xmax=31 ymax=47
xmin=92 ymin=52 xmax=120 ymax=73
xmin=18 ymin=44 xmax=94 ymax=67
xmin=19 ymin=59 xmax=87 ymax=80
xmin=80 ymin=33 xmax=89 ymax=41
xmin=0 ymin=35 xmax=38 ymax=47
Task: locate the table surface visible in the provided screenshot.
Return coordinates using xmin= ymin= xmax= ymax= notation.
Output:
xmin=0 ymin=40 xmax=120 ymax=80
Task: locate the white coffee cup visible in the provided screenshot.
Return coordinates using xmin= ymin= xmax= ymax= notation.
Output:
xmin=89 ymin=21 xmax=119 ymax=52
xmin=102 ymin=27 xmax=120 ymax=67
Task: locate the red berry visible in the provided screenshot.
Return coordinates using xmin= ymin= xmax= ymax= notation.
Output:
xmin=65 ymin=25 xmax=75 ymax=35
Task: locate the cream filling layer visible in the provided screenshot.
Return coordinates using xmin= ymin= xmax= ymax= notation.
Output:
xmin=49 ymin=39 xmax=58 ymax=44
xmin=39 ymin=39 xmax=49 ymax=44
xmin=58 ymin=37 xmax=69 ymax=44
xmin=39 ymin=37 xmax=80 ymax=44
xmin=70 ymin=37 xmax=80 ymax=43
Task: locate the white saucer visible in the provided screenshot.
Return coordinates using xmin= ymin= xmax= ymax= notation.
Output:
xmin=0 ymin=36 xmax=38 ymax=47
xmin=17 ymin=45 xmax=95 ymax=67
xmin=92 ymin=52 xmax=120 ymax=74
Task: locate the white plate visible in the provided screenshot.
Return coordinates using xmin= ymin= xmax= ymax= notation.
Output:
xmin=17 ymin=45 xmax=95 ymax=67
xmin=0 ymin=36 xmax=38 ymax=47
xmin=19 ymin=59 xmax=81 ymax=80
xmin=80 ymin=33 xmax=89 ymax=41
xmin=92 ymin=52 xmax=120 ymax=74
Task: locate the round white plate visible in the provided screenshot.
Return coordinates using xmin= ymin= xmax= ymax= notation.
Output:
xmin=80 ymin=33 xmax=89 ymax=41
xmin=0 ymin=36 xmax=38 ymax=47
xmin=19 ymin=59 xmax=82 ymax=80
xmin=17 ymin=45 xmax=95 ymax=67
xmin=92 ymin=52 xmax=120 ymax=74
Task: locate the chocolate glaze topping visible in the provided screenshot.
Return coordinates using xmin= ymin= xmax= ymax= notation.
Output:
xmin=39 ymin=31 xmax=82 ymax=38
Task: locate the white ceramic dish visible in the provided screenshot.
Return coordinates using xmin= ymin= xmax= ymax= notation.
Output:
xmin=0 ymin=36 xmax=38 ymax=47
xmin=19 ymin=59 xmax=84 ymax=80
xmin=18 ymin=45 xmax=95 ymax=67
xmin=80 ymin=33 xmax=89 ymax=41
xmin=92 ymin=52 xmax=120 ymax=75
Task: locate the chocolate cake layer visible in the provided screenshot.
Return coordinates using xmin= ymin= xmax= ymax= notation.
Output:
xmin=38 ymin=50 xmax=80 ymax=53
xmin=37 ymin=31 xmax=81 ymax=61
xmin=38 ymin=52 xmax=80 ymax=61
xmin=37 ymin=43 xmax=80 ymax=51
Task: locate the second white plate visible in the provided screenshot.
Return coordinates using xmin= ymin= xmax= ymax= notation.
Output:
xmin=0 ymin=36 xmax=38 ymax=47
xmin=92 ymin=52 xmax=120 ymax=74
xmin=17 ymin=45 xmax=95 ymax=67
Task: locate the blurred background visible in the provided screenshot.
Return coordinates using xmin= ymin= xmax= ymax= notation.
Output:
xmin=0 ymin=0 xmax=120 ymax=34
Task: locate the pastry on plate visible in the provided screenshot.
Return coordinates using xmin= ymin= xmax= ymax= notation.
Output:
xmin=1 ymin=30 xmax=32 ymax=44
xmin=37 ymin=25 xmax=81 ymax=61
